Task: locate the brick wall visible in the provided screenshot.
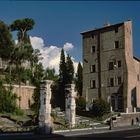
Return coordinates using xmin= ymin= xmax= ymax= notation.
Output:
xmin=113 ymin=112 xmax=140 ymax=127
xmin=4 ymin=84 xmax=35 ymax=110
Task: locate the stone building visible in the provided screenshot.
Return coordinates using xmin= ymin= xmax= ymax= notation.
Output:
xmin=81 ymin=20 xmax=140 ymax=113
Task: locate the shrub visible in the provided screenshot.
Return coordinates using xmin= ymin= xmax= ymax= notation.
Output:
xmin=51 ymin=111 xmax=57 ymax=121
xmin=13 ymin=108 xmax=24 ymax=116
xmin=0 ymin=80 xmax=23 ymax=114
xmin=76 ymin=96 xmax=86 ymax=111
xmin=90 ymin=99 xmax=110 ymax=117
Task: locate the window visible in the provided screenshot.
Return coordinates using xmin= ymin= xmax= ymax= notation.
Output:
xmin=28 ymin=99 xmax=31 ymax=107
xmin=115 ymin=27 xmax=118 ymax=33
xmin=90 ymin=65 xmax=96 ymax=73
xmin=91 ymin=46 xmax=95 ymax=53
xmin=90 ymin=80 xmax=96 ymax=89
xmin=91 ymin=34 xmax=95 ymax=39
xmin=115 ymin=41 xmax=119 ymax=49
xmin=84 ymin=58 xmax=88 ymax=63
xmin=117 ymin=77 xmax=122 ymax=85
xmin=118 ymin=60 xmax=121 ymax=68
xmin=109 ymin=62 xmax=114 ymax=70
xmin=137 ymin=75 xmax=139 ymax=81
xmin=110 ymin=78 xmax=114 ymax=87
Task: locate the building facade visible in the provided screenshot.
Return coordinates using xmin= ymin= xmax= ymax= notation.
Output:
xmin=81 ymin=20 xmax=140 ymax=113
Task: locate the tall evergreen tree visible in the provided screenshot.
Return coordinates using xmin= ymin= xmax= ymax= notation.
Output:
xmin=59 ymin=49 xmax=66 ymax=82
xmin=0 ymin=21 xmax=13 ymax=59
xmin=75 ymin=62 xmax=83 ymax=96
xmin=59 ymin=49 xmax=67 ymax=110
xmin=66 ymin=55 xmax=74 ymax=84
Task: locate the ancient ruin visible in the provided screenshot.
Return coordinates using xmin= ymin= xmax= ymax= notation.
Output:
xmin=65 ymin=84 xmax=77 ymax=128
xmin=39 ymin=80 xmax=53 ymax=134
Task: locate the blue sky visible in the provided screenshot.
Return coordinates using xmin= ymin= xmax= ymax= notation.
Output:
xmin=0 ymin=1 xmax=140 ymax=72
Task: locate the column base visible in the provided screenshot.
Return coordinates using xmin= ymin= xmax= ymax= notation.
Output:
xmin=38 ymin=124 xmax=53 ymax=135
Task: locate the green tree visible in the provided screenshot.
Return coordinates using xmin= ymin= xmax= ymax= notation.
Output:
xmin=10 ymin=18 xmax=35 ymax=43
xmin=44 ymin=68 xmax=58 ymax=81
xmin=91 ymin=99 xmax=110 ymax=117
xmin=0 ymin=21 xmax=13 ymax=59
xmin=30 ymin=62 xmax=44 ymax=116
xmin=10 ymin=18 xmax=35 ymax=64
xmin=75 ymin=62 xmax=83 ymax=96
xmin=76 ymin=96 xmax=86 ymax=111
xmin=30 ymin=49 xmax=42 ymax=75
xmin=66 ymin=55 xmax=74 ymax=84
xmin=0 ymin=80 xmax=18 ymax=113
xmin=43 ymin=68 xmax=59 ymax=108
xmin=51 ymin=79 xmax=59 ymax=108
xmin=9 ymin=18 xmax=35 ymax=85
xmin=58 ymin=49 xmax=67 ymax=110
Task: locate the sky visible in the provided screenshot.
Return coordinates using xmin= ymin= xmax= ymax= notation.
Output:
xmin=0 ymin=1 xmax=140 ymax=73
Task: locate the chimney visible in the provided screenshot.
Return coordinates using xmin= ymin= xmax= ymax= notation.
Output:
xmin=103 ymin=22 xmax=110 ymax=27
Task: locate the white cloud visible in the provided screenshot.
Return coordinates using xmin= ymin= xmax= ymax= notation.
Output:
xmin=30 ymin=36 xmax=44 ymax=50
xmin=63 ymin=42 xmax=74 ymax=51
xmin=40 ymin=46 xmax=61 ymax=74
xmin=30 ymin=36 xmax=78 ymax=74
xmin=15 ymin=40 xmax=18 ymax=44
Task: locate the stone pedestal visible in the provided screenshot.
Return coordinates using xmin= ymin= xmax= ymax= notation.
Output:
xmin=134 ymin=107 xmax=136 ymax=113
xmin=39 ymin=80 xmax=53 ymax=134
xmin=126 ymin=108 xmax=128 ymax=113
xmin=110 ymin=106 xmax=113 ymax=113
xmin=65 ymin=84 xmax=77 ymax=128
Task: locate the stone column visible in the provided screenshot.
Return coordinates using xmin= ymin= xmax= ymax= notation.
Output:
xmin=39 ymin=80 xmax=53 ymax=134
xmin=65 ymin=84 xmax=77 ymax=128
xmin=134 ymin=107 xmax=136 ymax=113
xmin=126 ymin=107 xmax=128 ymax=113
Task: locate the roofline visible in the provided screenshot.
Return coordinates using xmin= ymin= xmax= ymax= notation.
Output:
xmin=80 ymin=20 xmax=131 ymax=35
xmin=133 ymin=56 xmax=140 ymax=62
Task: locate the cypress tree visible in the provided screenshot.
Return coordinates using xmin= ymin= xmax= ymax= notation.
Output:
xmin=66 ymin=54 xmax=74 ymax=84
xmin=59 ymin=49 xmax=67 ymax=110
xmin=75 ymin=62 xmax=83 ymax=96
xmin=0 ymin=21 xmax=13 ymax=59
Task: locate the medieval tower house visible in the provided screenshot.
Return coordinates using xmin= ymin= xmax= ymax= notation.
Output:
xmin=81 ymin=20 xmax=140 ymax=113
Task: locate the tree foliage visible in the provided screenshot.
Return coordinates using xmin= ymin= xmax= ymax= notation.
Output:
xmin=44 ymin=68 xmax=58 ymax=81
xmin=75 ymin=62 xmax=83 ymax=96
xmin=59 ymin=49 xmax=67 ymax=82
xmin=0 ymin=18 xmax=79 ymax=117
xmin=0 ymin=18 xmax=43 ymax=116
xmin=8 ymin=19 xmax=35 ymax=85
xmin=90 ymin=99 xmax=110 ymax=117
xmin=0 ymin=21 xmax=13 ymax=59
xmin=66 ymin=55 xmax=74 ymax=84
xmin=76 ymin=96 xmax=86 ymax=111
xmin=30 ymin=62 xmax=44 ymax=114
xmin=57 ymin=49 xmax=75 ymax=110
xmin=58 ymin=49 xmax=66 ymax=110
xmin=10 ymin=18 xmax=35 ymax=43
xmin=10 ymin=18 xmax=35 ymax=65
xmin=0 ymin=80 xmax=18 ymax=113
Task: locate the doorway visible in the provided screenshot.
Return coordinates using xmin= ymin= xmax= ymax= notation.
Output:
xmin=111 ymin=93 xmax=123 ymax=112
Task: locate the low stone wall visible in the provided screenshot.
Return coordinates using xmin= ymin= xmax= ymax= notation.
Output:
xmin=4 ymin=84 xmax=36 ymax=110
xmin=113 ymin=112 xmax=140 ymax=127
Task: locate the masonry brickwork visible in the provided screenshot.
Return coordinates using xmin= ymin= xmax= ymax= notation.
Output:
xmin=4 ymin=84 xmax=35 ymax=110
xmin=81 ymin=20 xmax=140 ymax=112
